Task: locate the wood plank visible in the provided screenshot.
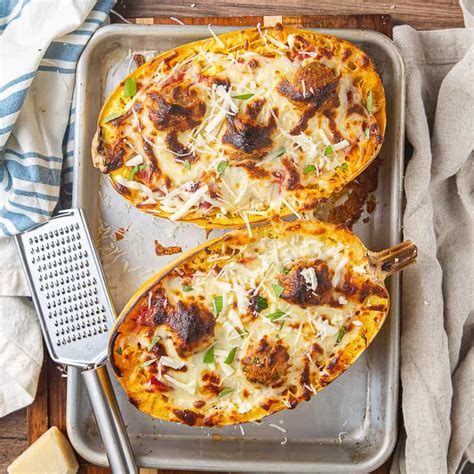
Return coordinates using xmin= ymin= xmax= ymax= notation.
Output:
xmin=27 ymin=359 xmax=48 ymax=444
xmin=127 ymin=14 xmax=393 ymax=38
xmin=114 ymin=0 xmax=464 ymax=30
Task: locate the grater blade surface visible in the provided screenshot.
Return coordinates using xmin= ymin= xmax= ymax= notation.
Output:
xmin=15 ymin=209 xmax=116 ymax=368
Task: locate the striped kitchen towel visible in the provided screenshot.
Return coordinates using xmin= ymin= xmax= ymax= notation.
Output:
xmin=0 ymin=0 xmax=115 ymax=237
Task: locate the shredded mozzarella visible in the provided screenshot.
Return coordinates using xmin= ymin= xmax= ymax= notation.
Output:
xmin=125 ymin=154 xmax=143 ymax=167
xmin=168 ymin=184 xmax=209 ymax=221
xmin=160 ymin=356 xmax=185 ymax=370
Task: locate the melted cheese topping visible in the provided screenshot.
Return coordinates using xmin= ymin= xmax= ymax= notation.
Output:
xmin=111 ymin=220 xmax=390 ymax=426
xmin=93 ymin=26 xmax=385 ymax=227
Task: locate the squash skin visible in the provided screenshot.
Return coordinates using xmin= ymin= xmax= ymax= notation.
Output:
xmin=109 ymin=220 xmax=394 ymax=426
xmin=92 ymin=26 xmax=386 ymax=229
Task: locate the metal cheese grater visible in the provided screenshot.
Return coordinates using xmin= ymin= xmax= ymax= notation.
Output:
xmin=15 ymin=209 xmax=138 ymax=474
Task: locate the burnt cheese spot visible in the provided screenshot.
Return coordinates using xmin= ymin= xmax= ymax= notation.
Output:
xmin=279 ymin=260 xmax=333 ymax=306
xmin=142 ymin=137 xmax=160 ymax=171
xmin=173 ymin=409 xmax=202 ymax=426
xmin=222 ymin=114 xmax=276 ymax=159
xmin=148 ymin=85 xmax=206 ymax=132
xmin=241 ymin=337 xmax=289 ymax=386
xmin=281 ymin=157 xmax=301 ymax=190
xmin=105 ymin=141 xmax=127 ymax=173
xmin=300 ymin=363 xmax=312 ymax=400
xmin=165 ymin=130 xmax=193 ymax=160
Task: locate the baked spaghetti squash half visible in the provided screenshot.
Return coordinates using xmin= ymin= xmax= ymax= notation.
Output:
xmin=92 ymin=26 xmax=386 ymax=227
xmin=109 ymin=221 xmax=416 ymax=426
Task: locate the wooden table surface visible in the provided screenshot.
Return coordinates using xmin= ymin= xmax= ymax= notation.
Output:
xmin=0 ymin=0 xmax=465 ymax=472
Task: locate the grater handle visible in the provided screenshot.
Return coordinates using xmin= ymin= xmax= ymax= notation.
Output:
xmin=82 ymin=365 xmax=138 ymax=474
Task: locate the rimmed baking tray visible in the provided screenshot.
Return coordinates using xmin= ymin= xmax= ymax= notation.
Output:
xmin=69 ymin=24 xmax=405 ymax=472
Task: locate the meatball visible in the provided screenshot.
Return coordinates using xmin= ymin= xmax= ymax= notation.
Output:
xmin=241 ymin=337 xmax=289 ymax=386
xmin=278 ymin=62 xmax=338 ymax=104
xmin=279 ymin=260 xmax=332 ymax=306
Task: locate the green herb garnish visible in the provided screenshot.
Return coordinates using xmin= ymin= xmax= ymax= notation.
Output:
xmin=255 ymin=295 xmax=268 ymax=312
xmin=361 ymin=333 xmax=368 ymax=346
xmin=218 ymin=387 xmax=234 ymax=398
xmin=128 ymin=163 xmax=147 ymax=181
xmin=324 ymin=144 xmax=334 ymax=156
xmin=282 ymin=267 xmax=290 ymax=275
xmin=336 ymin=327 xmax=346 ymax=344
xmin=184 ymin=160 xmax=191 ymax=170
xmin=140 ymin=358 xmax=156 ymax=368
xmin=123 ymin=78 xmax=137 ymax=98
xmin=278 ymin=320 xmax=285 ymax=332
xmin=276 ymin=148 xmax=286 ymax=158
xmin=103 ymin=111 xmax=123 ymax=123
xmin=116 ymin=347 xmax=123 ymax=355
xmin=224 ymin=347 xmax=237 ymax=364
xmin=364 ymin=127 xmax=370 ymax=140
xmin=236 ymin=327 xmax=249 ymax=338
xmin=213 ymin=296 xmax=223 ymax=315
xmin=303 ymin=164 xmax=316 ymax=174
xmin=232 ymin=93 xmax=254 ymax=100
xmin=367 ymin=90 xmax=373 ymax=114
xmin=266 ymin=310 xmax=285 ymax=321
xmin=217 ymin=160 xmax=229 ymax=175
xmin=337 ymin=162 xmax=349 ymax=172
xmin=182 ymin=285 xmax=193 ymax=292
xmin=272 ymin=284 xmax=284 ymax=298
xmin=203 ymin=346 xmax=215 ymax=364
xmin=147 ymin=336 xmax=160 ymax=352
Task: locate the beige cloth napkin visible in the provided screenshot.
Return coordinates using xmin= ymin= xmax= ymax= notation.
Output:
xmin=391 ymin=5 xmax=474 ymax=473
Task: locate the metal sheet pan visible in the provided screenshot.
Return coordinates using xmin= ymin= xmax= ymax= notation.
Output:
xmin=69 ymin=24 xmax=405 ymax=472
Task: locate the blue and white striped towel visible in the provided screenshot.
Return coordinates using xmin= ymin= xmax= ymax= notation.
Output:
xmin=0 ymin=0 xmax=115 ymax=418
xmin=0 ymin=0 xmax=115 ymax=237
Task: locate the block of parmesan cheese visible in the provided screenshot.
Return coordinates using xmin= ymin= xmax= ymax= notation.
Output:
xmin=8 ymin=426 xmax=79 ymax=474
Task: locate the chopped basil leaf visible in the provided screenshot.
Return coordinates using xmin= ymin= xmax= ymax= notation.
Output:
xmin=213 ymin=296 xmax=223 ymax=315
xmin=255 ymin=295 xmax=268 ymax=312
xmin=116 ymin=347 xmax=123 ymax=355
xmin=336 ymin=326 xmax=346 ymax=344
xmin=303 ymin=164 xmax=316 ymax=174
xmin=203 ymin=346 xmax=215 ymax=364
xmin=140 ymin=358 xmax=156 ymax=368
xmin=364 ymin=127 xmax=370 ymax=139
xmin=236 ymin=327 xmax=249 ymax=338
xmin=217 ymin=160 xmax=228 ymax=175
xmin=367 ymin=90 xmax=373 ymax=114
xmin=276 ymin=148 xmax=286 ymax=158
xmin=123 ymin=78 xmax=137 ymax=98
xmin=182 ymin=284 xmax=193 ymax=292
xmin=282 ymin=267 xmax=290 ymax=275
xmin=128 ymin=163 xmax=146 ymax=181
xmin=266 ymin=310 xmax=285 ymax=321
xmin=336 ymin=162 xmax=349 ymax=172
xmin=218 ymin=387 xmax=234 ymax=398
xmin=103 ymin=112 xmax=123 ymax=123
xmin=147 ymin=336 xmax=160 ymax=352
xmin=232 ymin=93 xmax=254 ymax=100
xmin=184 ymin=160 xmax=191 ymax=170
xmin=272 ymin=283 xmax=284 ymax=298
xmin=224 ymin=347 xmax=237 ymax=364
xmin=324 ymin=144 xmax=334 ymax=156
xmin=279 ymin=320 xmax=285 ymax=332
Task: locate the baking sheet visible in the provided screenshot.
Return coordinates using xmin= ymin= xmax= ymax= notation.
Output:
xmin=69 ymin=24 xmax=405 ymax=472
